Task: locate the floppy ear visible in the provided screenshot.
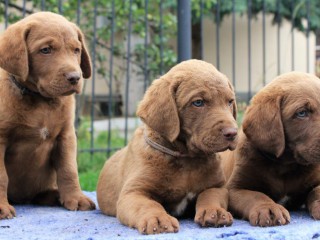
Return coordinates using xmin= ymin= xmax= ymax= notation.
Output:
xmin=75 ymin=26 xmax=91 ymax=79
xmin=137 ymin=78 xmax=180 ymax=142
xmin=0 ymin=21 xmax=31 ymax=81
xmin=227 ymin=80 xmax=237 ymax=120
xmin=242 ymin=95 xmax=285 ymax=158
xmin=232 ymin=100 xmax=237 ymax=120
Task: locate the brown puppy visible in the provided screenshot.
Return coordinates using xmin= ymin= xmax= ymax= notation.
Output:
xmin=0 ymin=12 xmax=95 ymax=219
xmin=224 ymin=72 xmax=320 ymax=226
xmin=97 ymin=59 xmax=238 ymax=234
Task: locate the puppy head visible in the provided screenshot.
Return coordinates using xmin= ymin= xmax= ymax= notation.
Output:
xmin=137 ymin=59 xmax=238 ymax=154
xmin=243 ymin=72 xmax=320 ymax=164
xmin=0 ymin=12 xmax=91 ymax=98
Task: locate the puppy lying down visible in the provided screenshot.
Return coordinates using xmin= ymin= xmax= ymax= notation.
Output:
xmin=223 ymin=72 xmax=320 ymax=226
xmin=97 ymin=59 xmax=238 ymax=234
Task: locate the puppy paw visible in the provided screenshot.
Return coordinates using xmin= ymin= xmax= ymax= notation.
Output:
xmin=195 ymin=206 xmax=233 ymax=227
xmin=249 ymin=203 xmax=290 ymax=227
xmin=309 ymin=200 xmax=320 ymax=219
xmin=61 ymin=193 xmax=96 ymax=211
xmin=136 ymin=212 xmax=179 ymax=235
xmin=0 ymin=203 xmax=16 ymax=219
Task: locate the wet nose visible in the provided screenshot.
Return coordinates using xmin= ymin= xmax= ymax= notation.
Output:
xmin=65 ymin=72 xmax=81 ymax=85
xmin=222 ymin=127 xmax=238 ymax=141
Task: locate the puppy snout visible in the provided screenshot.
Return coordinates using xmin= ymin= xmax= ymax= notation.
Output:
xmin=222 ymin=127 xmax=238 ymax=141
xmin=65 ymin=71 xmax=81 ymax=85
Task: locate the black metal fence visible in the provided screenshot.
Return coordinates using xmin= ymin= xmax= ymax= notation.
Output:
xmin=1 ymin=0 xmax=318 ymax=159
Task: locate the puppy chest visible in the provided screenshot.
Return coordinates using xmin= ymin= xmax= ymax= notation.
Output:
xmin=169 ymin=192 xmax=197 ymax=217
xmin=5 ymin=119 xmax=64 ymax=163
xmin=11 ymin=124 xmax=62 ymax=142
xmin=158 ymin=179 xmax=210 ymax=217
xmin=13 ymin=106 xmax=66 ymax=140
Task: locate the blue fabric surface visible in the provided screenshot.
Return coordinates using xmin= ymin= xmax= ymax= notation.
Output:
xmin=1 ymin=192 xmax=320 ymax=240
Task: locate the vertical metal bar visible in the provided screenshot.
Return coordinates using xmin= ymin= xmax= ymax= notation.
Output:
xmin=4 ymin=0 xmax=8 ymax=29
xmin=77 ymin=0 xmax=81 ymax=25
xmin=58 ymin=0 xmax=63 ymax=14
xmin=291 ymin=0 xmax=295 ymax=70
xmin=22 ymin=0 xmax=26 ymax=18
xmin=144 ymin=0 xmax=149 ymax=92
xmin=247 ymin=0 xmax=252 ymax=102
xmin=177 ymin=0 xmax=191 ymax=62
xmin=262 ymin=0 xmax=266 ymax=86
xmin=277 ymin=0 xmax=280 ymax=75
xmin=107 ymin=0 xmax=115 ymax=158
xmin=75 ymin=0 xmax=81 ymax=131
xmin=200 ymin=0 xmax=204 ymax=60
xmin=216 ymin=0 xmax=220 ymax=69
xmin=232 ymin=0 xmax=236 ymax=88
xmin=90 ymin=0 xmax=98 ymax=159
xmin=124 ymin=0 xmax=133 ymax=145
xmin=306 ymin=0 xmax=310 ymax=72
xmin=159 ymin=0 xmax=164 ymax=74
xmin=41 ymin=0 xmax=45 ymax=11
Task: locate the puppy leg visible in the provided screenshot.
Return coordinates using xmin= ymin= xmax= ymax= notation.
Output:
xmin=117 ymin=193 xmax=179 ymax=235
xmin=307 ymin=185 xmax=320 ymax=219
xmin=54 ymin=127 xmax=95 ymax=211
xmin=0 ymin=145 xmax=15 ymax=219
xmin=194 ymin=188 xmax=233 ymax=227
xmin=56 ymin=162 xmax=95 ymax=211
xmin=229 ymin=189 xmax=290 ymax=226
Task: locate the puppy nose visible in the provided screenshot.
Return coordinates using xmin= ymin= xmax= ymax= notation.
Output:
xmin=65 ymin=72 xmax=81 ymax=85
xmin=222 ymin=127 xmax=238 ymax=141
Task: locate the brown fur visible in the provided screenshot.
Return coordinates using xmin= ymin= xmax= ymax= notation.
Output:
xmin=0 ymin=12 xmax=95 ymax=219
xmin=97 ymin=59 xmax=238 ymax=234
xmin=223 ymin=72 xmax=320 ymax=226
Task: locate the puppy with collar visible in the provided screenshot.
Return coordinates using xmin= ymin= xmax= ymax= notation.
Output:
xmin=97 ymin=59 xmax=238 ymax=234
xmin=0 ymin=12 xmax=95 ymax=219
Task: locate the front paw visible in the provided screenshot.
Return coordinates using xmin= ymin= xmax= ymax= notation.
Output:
xmin=60 ymin=193 xmax=96 ymax=211
xmin=195 ymin=206 xmax=233 ymax=227
xmin=249 ymin=203 xmax=290 ymax=226
xmin=136 ymin=212 xmax=179 ymax=235
xmin=0 ymin=202 xmax=16 ymax=219
xmin=309 ymin=200 xmax=320 ymax=219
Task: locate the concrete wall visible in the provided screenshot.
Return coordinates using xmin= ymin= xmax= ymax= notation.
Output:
xmin=203 ymin=13 xmax=315 ymax=99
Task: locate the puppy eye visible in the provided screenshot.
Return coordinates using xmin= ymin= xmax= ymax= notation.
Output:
xmin=40 ymin=47 xmax=52 ymax=54
xmin=192 ymin=100 xmax=204 ymax=107
xmin=228 ymin=99 xmax=234 ymax=106
xmin=74 ymin=48 xmax=81 ymax=54
xmin=295 ymin=110 xmax=309 ymax=119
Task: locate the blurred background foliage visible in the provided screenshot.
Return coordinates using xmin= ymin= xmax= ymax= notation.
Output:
xmin=1 ymin=0 xmax=319 ymax=83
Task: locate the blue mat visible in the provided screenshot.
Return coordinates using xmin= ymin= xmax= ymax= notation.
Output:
xmin=1 ymin=192 xmax=320 ymax=240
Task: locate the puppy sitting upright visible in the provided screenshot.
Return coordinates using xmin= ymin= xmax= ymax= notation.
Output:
xmin=224 ymin=72 xmax=320 ymax=226
xmin=97 ymin=59 xmax=238 ymax=234
xmin=0 ymin=12 xmax=95 ymax=219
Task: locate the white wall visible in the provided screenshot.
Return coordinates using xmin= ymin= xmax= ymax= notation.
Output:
xmin=203 ymin=13 xmax=315 ymax=96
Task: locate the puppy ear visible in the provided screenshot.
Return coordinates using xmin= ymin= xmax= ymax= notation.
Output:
xmin=242 ymin=95 xmax=285 ymax=158
xmin=227 ymin=80 xmax=237 ymax=120
xmin=232 ymin=100 xmax=237 ymax=120
xmin=137 ymin=78 xmax=180 ymax=142
xmin=0 ymin=21 xmax=31 ymax=81
xmin=75 ymin=26 xmax=92 ymax=79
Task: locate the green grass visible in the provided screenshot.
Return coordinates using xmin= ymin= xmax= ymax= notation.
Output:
xmin=79 ymin=171 xmax=101 ymax=192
